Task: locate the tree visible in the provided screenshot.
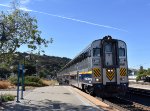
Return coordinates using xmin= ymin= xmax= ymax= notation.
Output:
xmin=0 ymin=67 xmax=11 ymax=79
xmin=39 ymin=69 xmax=47 ymax=78
xmin=24 ymin=65 xmax=36 ymax=76
xmin=136 ymin=66 xmax=147 ymax=81
xmin=146 ymin=68 xmax=150 ymax=76
xmin=0 ymin=1 xmax=52 ymax=63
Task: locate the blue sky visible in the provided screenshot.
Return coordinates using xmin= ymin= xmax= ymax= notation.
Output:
xmin=0 ymin=0 xmax=150 ymax=69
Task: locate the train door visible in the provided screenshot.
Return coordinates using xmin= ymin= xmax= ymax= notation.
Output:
xmin=118 ymin=41 xmax=128 ymax=84
xmin=104 ymin=43 xmax=113 ymax=66
xmin=102 ymin=40 xmax=118 ymax=84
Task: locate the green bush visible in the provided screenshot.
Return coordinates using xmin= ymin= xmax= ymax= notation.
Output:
xmin=25 ymin=76 xmax=41 ymax=83
xmin=9 ymin=76 xmax=17 ymax=85
xmin=24 ymin=81 xmax=42 ymax=87
xmin=0 ymin=94 xmax=15 ymax=102
xmin=136 ymin=69 xmax=150 ymax=81
xmin=136 ymin=75 xmax=141 ymax=81
xmin=9 ymin=76 xmax=45 ymax=87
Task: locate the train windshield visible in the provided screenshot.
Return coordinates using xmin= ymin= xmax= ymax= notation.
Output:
xmin=93 ymin=48 xmax=100 ymax=57
xmin=119 ymin=48 xmax=125 ymax=56
xmin=103 ymin=42 xmax=116 ymax=66
xmin=105 ymin=44 xmax=112 ymax=52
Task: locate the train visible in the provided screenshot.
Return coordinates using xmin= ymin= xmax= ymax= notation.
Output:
xmin=57 ymin=35 xmax=128 ymax=97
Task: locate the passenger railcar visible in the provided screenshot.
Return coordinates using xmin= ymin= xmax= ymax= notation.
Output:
xmin=57 ymin=36 xmax=128 ymax=97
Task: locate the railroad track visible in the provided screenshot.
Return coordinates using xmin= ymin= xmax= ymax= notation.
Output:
xmin=126 ymin=87 xmax=150 ymax=106
xmin=97 ymin=96 xmax=150 ymax=111
xmin=72 ymin=85 xmax=150 ymax=110
xmin=128 ymin=87 xmax=150 ymax=97
xmin=97 ymin=87 xmax=150 ymax=111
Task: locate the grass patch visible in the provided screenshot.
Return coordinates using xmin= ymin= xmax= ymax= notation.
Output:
xmin=0 ymin=94 xmax=15 ymax=102
xmin=0 ymin=81 xmax=11 ymax=89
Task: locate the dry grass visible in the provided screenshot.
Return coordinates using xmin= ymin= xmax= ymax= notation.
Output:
xmin=0 ymin=81 xmax=11 ymax=89
xmin=41 ymin=79 xmax=58 ymax=86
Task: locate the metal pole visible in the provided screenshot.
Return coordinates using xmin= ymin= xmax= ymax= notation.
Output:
xmin=36 ymin=60 xmax=38 ymax=76
xmin=16 ymin=64 xmax=20 ymax=103
xmin=21 ymin=64 xmax=24 ymax=99
xmin=36 ymin=61 xmax=37 ymax=76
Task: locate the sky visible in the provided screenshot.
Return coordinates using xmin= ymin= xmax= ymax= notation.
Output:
xmin=0 ymin=0 xmax=150 ymax=69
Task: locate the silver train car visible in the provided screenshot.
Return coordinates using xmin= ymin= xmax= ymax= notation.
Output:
xmin=57 ymin=36 xmax=128 ymax=97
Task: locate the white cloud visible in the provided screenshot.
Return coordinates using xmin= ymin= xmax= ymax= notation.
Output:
xmin=21 ymin=8 xmax=127 ymax=32
xmin=0 ymin=3 xmax=127 ymax=32
xmin=19 ymin=7 xmax=32 ymax=11
xmin=0 ymin=3 xmax=10 ymax=8
xmin=20 ymin=0 xmax=30 ymax=4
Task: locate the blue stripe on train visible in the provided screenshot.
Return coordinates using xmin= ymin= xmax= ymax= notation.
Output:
xmin=79 ymin=74 xmax=92 ymax=84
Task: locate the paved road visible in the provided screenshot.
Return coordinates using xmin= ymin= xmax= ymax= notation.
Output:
xmin=0 ymin=86 xmax=103 ymax=111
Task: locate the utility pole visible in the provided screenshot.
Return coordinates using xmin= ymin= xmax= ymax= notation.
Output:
xmin=36 ymin=60 xmax=38 ymax=76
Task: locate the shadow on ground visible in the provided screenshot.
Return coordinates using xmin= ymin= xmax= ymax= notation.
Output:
xmin=0 ymin=99 xmax=102 ymax=111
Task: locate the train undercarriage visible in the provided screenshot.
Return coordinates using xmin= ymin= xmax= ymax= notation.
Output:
xmin=81 ymin=83 xmax=128 ymax=97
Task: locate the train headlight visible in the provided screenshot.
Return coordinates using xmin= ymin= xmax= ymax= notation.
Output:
xmin=120 ymin=77 xmax=125 ymax=81
xmin=95 ymin=78 xmax=100 ymax=82
xmin=107 ymin=69 xmax=113 ymax=72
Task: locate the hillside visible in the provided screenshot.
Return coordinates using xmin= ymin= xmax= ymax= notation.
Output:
xmin=22 ymin=52 xmax=71 ymax=77
xmin=0 ymin=52 xmax=71 ymax=79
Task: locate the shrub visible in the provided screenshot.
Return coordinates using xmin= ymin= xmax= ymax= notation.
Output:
xmin=25 ymin=76 xmax=41 ymax=83
xmin=8 ymin=76 xmax=17 ymax=85
xmin=24 ymin=81 xmax=42 ymax=87
xmin=25 ymin=76 xmax=43 ymax=87
xmin=8 ymin=76 xmax=55 ymax=87
xmin=0 ymin=94 xmax=15 ymax=102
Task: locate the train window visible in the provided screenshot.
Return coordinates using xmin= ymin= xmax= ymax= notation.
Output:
xmin=84 ymin=50 xmax=91 ymax=58
xmin=105 ymin=44 xmax=112 ymax=52
xmin=93 ymin=48 xmax=100 ymax=57
xmin=70 ymin=75 xmax=75 ymax=79
xmin=119 ymin=48 xmax=125 ymax=56
xmin=86 ymin=50 xmax=91 ymax=57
